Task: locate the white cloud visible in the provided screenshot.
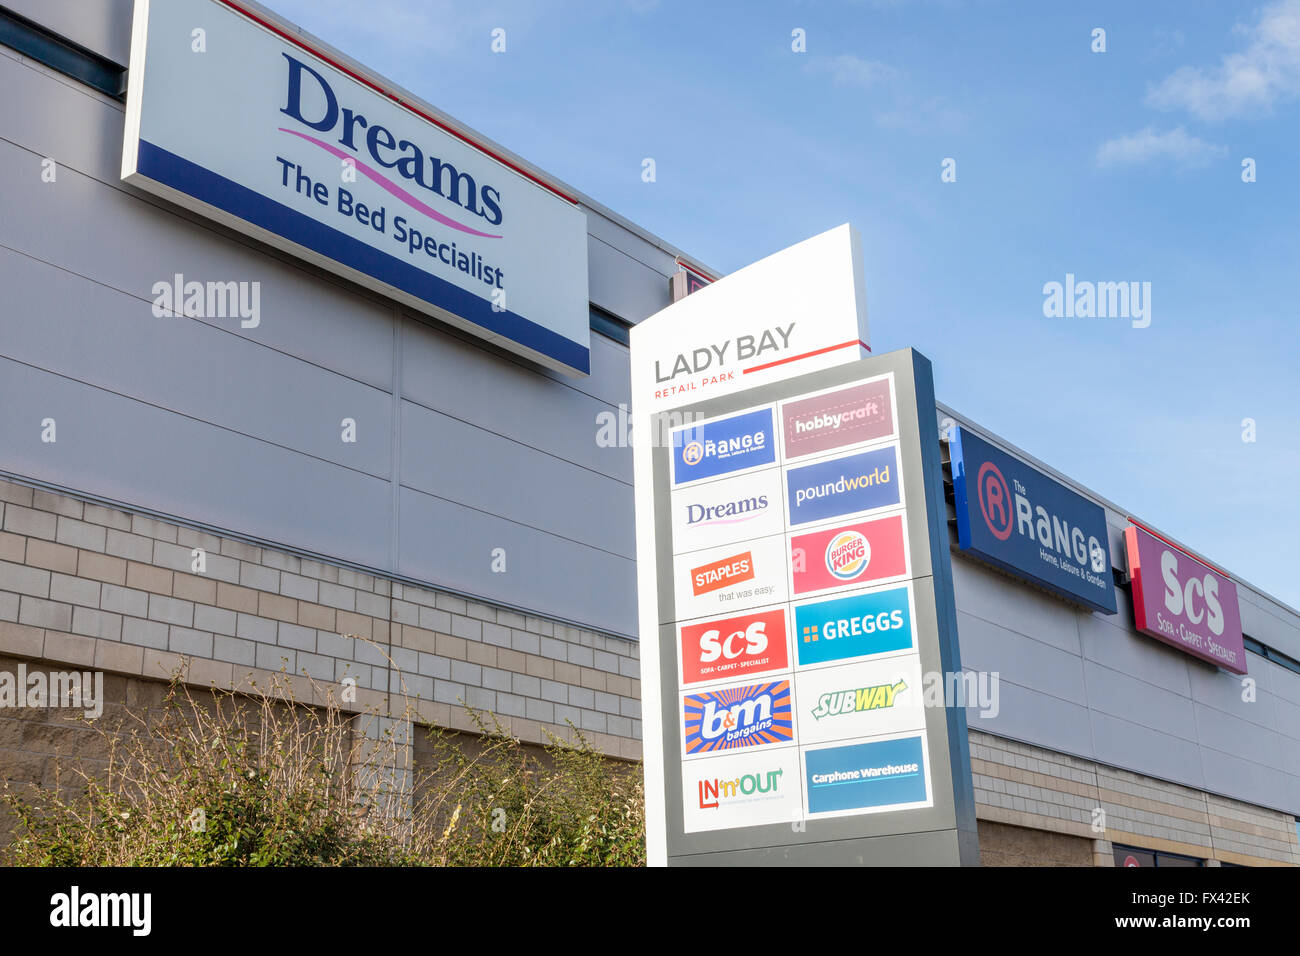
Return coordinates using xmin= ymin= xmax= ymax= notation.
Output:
xmin=1146 ymin=0 xmax=1300 ymax=120
xmin=1095 ymin=127 xmax=1227 ymax=168
xmin=810 ymin=54 xmax=899 ymax=89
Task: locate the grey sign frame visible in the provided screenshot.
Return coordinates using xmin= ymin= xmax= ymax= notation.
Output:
xmin=650 ymin=348 xmax=979 ymax=865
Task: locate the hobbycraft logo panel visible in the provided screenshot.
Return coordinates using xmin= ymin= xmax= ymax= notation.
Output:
xmin=671 ymin=407 xmax=776 ymax=485
xmin=803 ymin=734 xmax=932 ymax=816
xmin=679 ymin=607 xmax=790 ymax=686
xmin=681 ymin=749 xmax=802 ymax=834
xmin=780 ymin=377 xmax=895 ymax=460
xmin=682 ymin=680 xmax=795 ymax=757
xmin=790 ymin=514 xmax=909 ymax=596
xmin=785 ymin=444 xmax=902 ymax=527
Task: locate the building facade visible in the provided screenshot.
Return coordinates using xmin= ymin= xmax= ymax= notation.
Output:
xmin=1 ymin=0 xmax=1297 ymax=865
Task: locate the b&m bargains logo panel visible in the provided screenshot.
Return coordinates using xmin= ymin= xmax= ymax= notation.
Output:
xmin=679 ymin=608 xmax=790 ymax=686
xmin=790 ymin=514 xmax=909 ymax=595
xmin=672 ymin=408 xmax=776 ymax=485
xmin=794 ymin=585 xmax=916 ymax=667
xmin=670 ymin=468 xmax=783 ymax=555
xmin=674 ymin=536 xmax=788 ymax=621
xmin=803 ymin=734 xmax=931 ymax=816
xmin=682 ymin=680 xmax=795 ymax=756
xmin=795 ymin=656 xmax=926 ymax=746
xmin=681 ymin=749 xmax=802 ymax=833
xmin=780 ymin=377 xmax=895 ymax=460
xmin=785 ymin=444 xmax=902 ymax=527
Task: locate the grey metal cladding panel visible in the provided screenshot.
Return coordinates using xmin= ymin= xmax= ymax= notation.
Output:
xmin=965 ymin=678 xmax=1096 ymax=759
xmin=398 ymin=318 xmax=630 ymax=483
xmin=0 ymin=248 xmax=391 ymax=478
xmin=2 ymin=0 xmax=134 ymax=66
xmin=0 ymin=70 xmax=396 ymax=390
xmin=1089 ymin=711 xmax=1205 ymax=791
xmin=587 ymin=235 xmax=672 ymax=324
xmin=396 ymin=485 xmax=635 ymax=636
xmin=1191 ymin=702 xmax=1288 ymax=772
xmin=0 ymin=359 xmax=392 ymax=568
xmin=950 ymin=557 xmax=1083 ymax=655
xmin=955 ymin=610 xmax=1088 ymax=705
xmin=1186 ymin=663 xmax=1279 ymax=732
xmin=1077 ymin=612 xmax=1193 ymax=698
xmin=1081 ymin=659 xmax=1198 ymax=742
xmin=1264 ymin=659 xmax=1300 ymax=708
xmin=585 ymin=208 xmax=678 ymax=277
xmin=1275 ymin=695 xmax=1300 ymax=741
xmin=399 ymin=400 xmax=633 ymax=558
xmin=1241 ymin=593 xmax=1300 ymax=661
xmin=1198 ymin=746 xmax=1292 ymax=814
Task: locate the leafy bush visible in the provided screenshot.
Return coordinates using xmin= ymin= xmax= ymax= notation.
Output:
xmin=1 ymin=669 xmax=644 ymax=867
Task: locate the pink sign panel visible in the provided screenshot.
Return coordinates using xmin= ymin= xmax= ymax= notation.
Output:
xmin=1124 ymin=525 xmax=1246 ymax=675
xmin=781 ymin=379 xmax=893 ymax=460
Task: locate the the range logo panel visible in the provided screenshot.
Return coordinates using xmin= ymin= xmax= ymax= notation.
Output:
xmin=682 ymin=680 xmax=795 ymax=756
xmin=681 ymin=749 xmax=803 ymax=833
xmin=950 ymin=426 xmax=1116 ymax=614
xmin=790 ymin=514 xmax=909 ymax=595
xmin=794 ymin=656 xmax=925 ymax=746
xmin=672 ymin=407 xmax=775 ymax=485
xmin=794 ymin=584 xmax=917 ymax=667
xmin=671 ymin=468 xmax=783 ymax=554
xmin=803 ymin=733 xmax=931 ymax=816
xmin=679 ymin=607 xmax=790 ymax=686
xmin=780 ymin=377 xmax=895 ymax=460
xmin=674 ymin=536 xmax=788 ymax=621
xmin=785 ymin=444 xmax=902 ymax=527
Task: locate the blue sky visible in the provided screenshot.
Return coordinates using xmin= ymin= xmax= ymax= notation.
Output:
xmin=269 ymin=0 xmax=1300 ymax=610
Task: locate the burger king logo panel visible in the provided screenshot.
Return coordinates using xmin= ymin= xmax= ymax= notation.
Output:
xmin=790 ymin=514 xmax=908 ymax=596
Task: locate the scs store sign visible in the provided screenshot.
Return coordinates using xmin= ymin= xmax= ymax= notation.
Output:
xmin=679 ymin=609 xmax=789 ymax=685
xmin=1124 ymin=525 xmax=1246 ymax=674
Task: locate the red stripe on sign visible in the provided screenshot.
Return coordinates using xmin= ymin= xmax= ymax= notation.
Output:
xmin=743 ymin=339 xmax=871 ymax=375
xmin=214 ymin=0 xmax=579 ymax=205
xmin=1125 ymin=518 xmax=1231 ymax=579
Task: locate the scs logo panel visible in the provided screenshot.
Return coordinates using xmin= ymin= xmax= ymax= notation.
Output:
xmin=679 ymin=608 xmax=790 ymax=686
xmin=682 ymin=680 xmax=795 ymax=756
xmin=672 ymin=407 xmax=776 ymax=485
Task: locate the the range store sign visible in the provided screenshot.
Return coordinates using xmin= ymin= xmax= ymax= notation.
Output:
xmin=121 ymin=0 xmax=591 ymax=375
xmin=664 ymin=372 xmax=939 ymax=834
xmin=1124 ymin=524 xmax=1246 ymax=674
xmin=949 ymin=426 xmax=1117 ymax=614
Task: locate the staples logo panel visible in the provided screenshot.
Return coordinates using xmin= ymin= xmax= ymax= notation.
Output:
xmin=679 ymin=608 xmax=789 ymax=686
xmin=790 ymin=514 xmax=909 ymax=596
xmin=674 ymin=536 xmax=788 ymax=621
xmin=795 ymin=656 xmax=925 ymax=745
xmin=803 ymin=734 xmax=931 ymax=816
xmin=671 ymin=408 xmax=776 ymax=485
xmin=794 ymin=585 xmax=916 ymax=667
xmin=785 ymin=444 xmax=903 ymax=527
xmin=671 ymin=468 xmax=783 ymax=554
xmin=681 ymin=749 xmax=802 ymax=833
xmin=781 ymin=377 xmax=894 ymax=460
xmin=682 ymin=680 xmax=795 ymax=757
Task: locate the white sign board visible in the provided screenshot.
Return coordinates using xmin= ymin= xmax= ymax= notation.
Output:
xmin=122 ymin=0 xmax=591 ymax=376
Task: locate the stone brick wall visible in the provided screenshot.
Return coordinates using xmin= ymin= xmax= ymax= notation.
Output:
xmin=0 ymin=476 xmax=643 ymax=768
xmin=971 ymin=729 xmax=1300 ymax=866
xmin=976 ymin=820 xmax=1094 ymax=867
